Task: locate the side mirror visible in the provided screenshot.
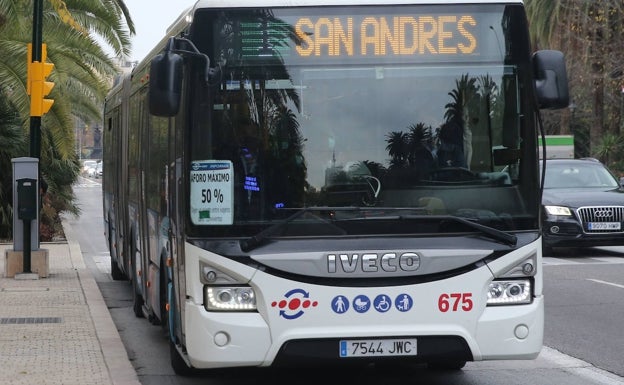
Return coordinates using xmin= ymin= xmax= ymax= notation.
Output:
xmin=149 ymin=51 xmax=183 ymax=117
xmin=533 ymin=50 xmax=569 ymax=110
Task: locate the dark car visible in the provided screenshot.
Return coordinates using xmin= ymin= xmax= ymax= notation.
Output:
xmin=541 ymin=157 xmax=624 ymax=255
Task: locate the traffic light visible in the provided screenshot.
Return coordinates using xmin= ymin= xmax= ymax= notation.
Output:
xmin=27 ymin=43 xmax=55 ymax=116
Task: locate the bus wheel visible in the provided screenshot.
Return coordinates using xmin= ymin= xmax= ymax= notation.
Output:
xmin=108 ymin=224 xmax=126 ymax=280
xmin=132 ymin=273 xmax=145 ymax=318
xmin=427 ymin=361 xmax=466 ymax=371
xmin=132 ymin=285 xmax=144 ymax=318
xmin=170 ymin=339 xmax=196 ymax=376
xmin=160 ymin=258 xmax=169 ymax=333
xmin=131 ymin=250 xmax=144 ymax=318
xmin=110 ymin=257 xmax=125 ymax=280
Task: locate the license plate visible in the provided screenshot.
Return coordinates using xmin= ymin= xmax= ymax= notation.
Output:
xmin=588 ymin=222 xmax=621 ymax=230
xmin=339 ymin=339 xmax=417 ymax=358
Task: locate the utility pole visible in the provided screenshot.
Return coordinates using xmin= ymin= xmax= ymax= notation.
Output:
xmin=17 ymin=0 xmax=54 ymax=276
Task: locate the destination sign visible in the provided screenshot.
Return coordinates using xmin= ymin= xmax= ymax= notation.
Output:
xmin=237 ymin=12 xmax=498 ymax=63
xmin=294 ymin=15 xmax=477 ymax=57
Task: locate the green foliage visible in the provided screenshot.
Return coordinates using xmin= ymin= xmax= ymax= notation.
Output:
xmin=0 ymin=95 xmax=26 ymax=239
xmin=526 ymin=0 xmax=624 ymax=166
xmin=0 ymin=0 xmax=134 ymax=240
xmin=593 ymin=133 xmax=624 ymax=173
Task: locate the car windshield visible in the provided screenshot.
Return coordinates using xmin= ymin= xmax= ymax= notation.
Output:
xmin=544 ymin=161 xmax=620 ymax=189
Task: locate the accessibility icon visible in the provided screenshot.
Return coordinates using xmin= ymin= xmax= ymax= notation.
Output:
xmin=373 ymin=294 xmax=392 ymax=313
xmin=331 ymin=295 xmax=349 ymax=314
xmin=352 ymin=295 xmax=370 ymax=313
xmin=395 ymin=293 xmax=413 ymax=312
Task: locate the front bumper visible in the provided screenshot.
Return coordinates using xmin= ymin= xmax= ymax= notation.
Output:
xmin=543 ymin=218 xmax=624 ymax=248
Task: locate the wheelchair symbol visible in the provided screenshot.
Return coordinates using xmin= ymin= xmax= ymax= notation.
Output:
xmin=374 ymin=294 xmax=391 ymax=313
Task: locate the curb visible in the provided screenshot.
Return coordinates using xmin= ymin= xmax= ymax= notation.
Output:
xmin=63 ymin=221 xmax=141 ymax=385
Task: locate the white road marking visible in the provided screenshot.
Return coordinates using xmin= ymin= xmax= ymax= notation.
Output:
xmin=589 ymin=257 xmax=624 ymax=264
xmin=543 ymin=257 xmax=582 ymax=265
xmin=466 ymin=346 xmax=624 ymax=383
xmin=586 ymin=279 xmax=624 ymax=289
xmin=544 ymin=257 xmax=624 ymax=266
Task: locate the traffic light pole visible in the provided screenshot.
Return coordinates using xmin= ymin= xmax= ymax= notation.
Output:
xmin=30 ymin=0 xmax=43 ymax=159
xmin=20 ymin=0 xmax=44 ymax=274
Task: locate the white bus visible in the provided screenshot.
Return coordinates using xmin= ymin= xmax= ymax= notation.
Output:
xmin=103 ymin=0 xmax=569 ymax=375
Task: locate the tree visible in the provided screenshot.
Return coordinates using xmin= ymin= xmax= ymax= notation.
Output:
xmin=526 ymin=0 xmax=624 ymax=166
xmin=0 ymin=97 xmax=26 ymax=238
xmin=0 ymin=0 xmax=134 ymax=239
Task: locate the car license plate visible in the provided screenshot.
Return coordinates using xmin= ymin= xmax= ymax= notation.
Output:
xmin=339 ymin=339 xmax=417 ymax=358
xmin=588 ymin=222 xmax=621 ymax=230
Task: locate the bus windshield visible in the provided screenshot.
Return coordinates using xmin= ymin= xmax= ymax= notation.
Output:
xmin=186 ymin=4 xmax=536 ymax=235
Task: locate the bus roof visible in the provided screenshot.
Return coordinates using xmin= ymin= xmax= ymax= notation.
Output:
xmin=166 ymin=0 xmax=525 ymax=41
xmin=190 ymin=0 xmax=523 ymax=7
xmin=139 ymin=0 xmax=524 ymax=77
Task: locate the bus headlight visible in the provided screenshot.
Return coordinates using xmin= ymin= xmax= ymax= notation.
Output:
xmin=204 ymin=286 xmax=257 ymax=311
xmin=487 ymin=279 xmax=531 ymax=305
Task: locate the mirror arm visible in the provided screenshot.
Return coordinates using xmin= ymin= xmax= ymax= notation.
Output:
xmin=167 ymin=37 xmax=221 ymax=84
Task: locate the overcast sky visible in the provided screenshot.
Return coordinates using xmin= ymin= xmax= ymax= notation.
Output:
xmin=124 ymin=0 xmax=195 ymax=63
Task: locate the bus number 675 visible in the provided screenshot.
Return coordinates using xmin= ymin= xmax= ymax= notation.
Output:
xmin=438 ymin=293 xmax=473 ymax=312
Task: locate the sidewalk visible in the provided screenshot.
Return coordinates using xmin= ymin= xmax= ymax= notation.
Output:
xmin=0 ymin=238 xmax=141 ymax=385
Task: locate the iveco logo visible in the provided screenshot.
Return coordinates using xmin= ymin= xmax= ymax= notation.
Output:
xmin=327 ymin=252 xmax=421 ymax=273
xmin=594 ymin=209 xmax=613 ymax=218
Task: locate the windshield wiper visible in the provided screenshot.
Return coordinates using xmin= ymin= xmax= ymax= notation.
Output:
xmin=240 ymin=209 xmax=517 ymax=252
xmin=401 ymin=214 xmax=517 ymax=246
xmin=240 ymin=207 xmax=353 ymax=252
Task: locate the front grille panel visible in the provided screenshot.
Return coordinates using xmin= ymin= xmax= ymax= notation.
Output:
xmin=576 ymin=206 xmax=624 ymax=233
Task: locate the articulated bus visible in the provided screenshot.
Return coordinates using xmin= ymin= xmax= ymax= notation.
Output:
xmin=103 ymin=0 xmax=569 ymax=375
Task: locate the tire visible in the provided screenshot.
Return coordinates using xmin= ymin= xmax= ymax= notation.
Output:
xmin=132 ymin=282 xmax=144 ymax=318
xmin=108 ymin=223 xmax=126 ymax=280
xmin=170 ymin=338 xmax=196 ymax=376
xmin=110 ymin=257 xmax=125 ymax=280
xmin=159 ymin=257 xmax=169 ymax=333
xmin=131 ymin=238 xmax=144 ymax=318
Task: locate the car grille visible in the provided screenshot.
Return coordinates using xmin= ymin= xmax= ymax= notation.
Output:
xmin=577 ymin=206 xmax=624 ymax=233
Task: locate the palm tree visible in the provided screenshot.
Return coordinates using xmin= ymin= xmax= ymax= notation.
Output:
xmin=406 ymin=123 xmax=434 ymax=166
xmin=386 ymin=131 xmax=409 ymax=169
xmin=0 ymin=97 xmax=26 ymax=239
xmin=594 ymin=133 xmax=624 ymax=168
xmin=0 ymin=0 xmax=134 ymax=239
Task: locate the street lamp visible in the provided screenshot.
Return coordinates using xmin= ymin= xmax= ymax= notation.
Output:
xmin=568 ymin=102 xmax=577 ymax=158
xmin=568 ymin=102 xmax=576 ymax=134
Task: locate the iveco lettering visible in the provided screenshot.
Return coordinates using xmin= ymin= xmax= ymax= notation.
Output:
xmin=327 ymin=253 xmax=421 ymax=273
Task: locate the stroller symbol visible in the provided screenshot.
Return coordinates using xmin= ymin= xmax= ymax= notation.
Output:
xmin=353 ymin=295 xmax=370 ymax=313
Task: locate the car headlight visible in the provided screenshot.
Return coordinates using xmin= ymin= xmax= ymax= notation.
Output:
xmin=544 ymin=205 xmax=572 ymax=216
